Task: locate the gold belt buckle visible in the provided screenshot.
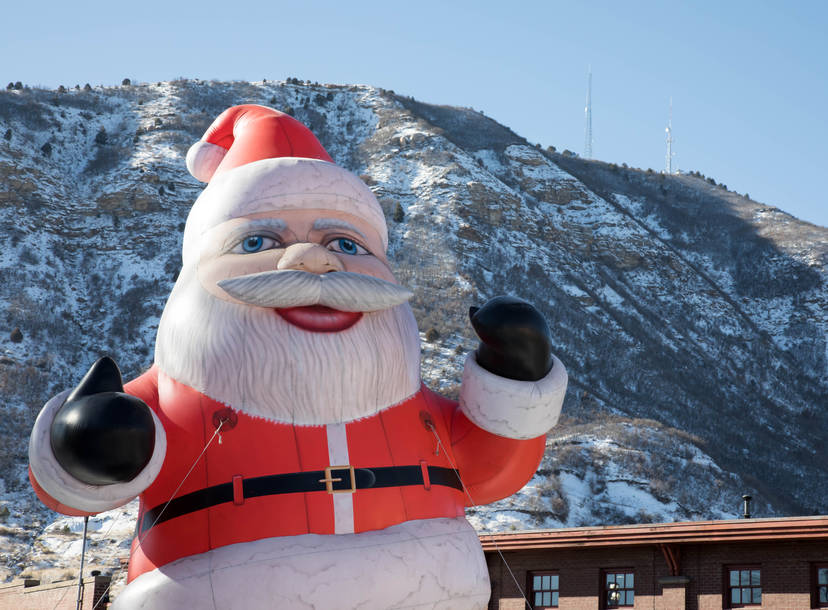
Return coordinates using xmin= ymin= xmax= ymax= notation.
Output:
xmin=319 ymin=465 xmax=356 ymax=494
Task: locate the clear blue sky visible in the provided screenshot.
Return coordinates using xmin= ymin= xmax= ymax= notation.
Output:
xmin=3 ymin=0 xmax=826 ymax=226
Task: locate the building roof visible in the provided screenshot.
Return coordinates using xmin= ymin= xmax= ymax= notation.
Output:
xmin=478 ymin=516 xmax=828 ymax=551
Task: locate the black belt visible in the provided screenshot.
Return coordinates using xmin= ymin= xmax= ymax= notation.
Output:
xmin=140 ymin=465 xmax=462 ymax=533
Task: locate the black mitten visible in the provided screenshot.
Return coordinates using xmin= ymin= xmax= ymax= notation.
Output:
xmin=50 ymin=357 xmax=155 ymax=485
xmin=469 ymin=296 xmax=553 ymax=382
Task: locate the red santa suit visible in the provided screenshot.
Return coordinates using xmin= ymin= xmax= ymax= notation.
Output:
xmin=120 ymin=365 xmax=551 ymax=579
xmin=30 ymin=362 xmax=555 ymax=575
xmin=29 ymin=352 xmax=567 ymax=609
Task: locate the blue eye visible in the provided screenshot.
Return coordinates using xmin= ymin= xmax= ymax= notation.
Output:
xmin=235 ymin=235 xmax=279 ymax=254
xmin=337 ymin=238 xmax=358 ymax=255
xmin=242 ymin=236 xmax=264 ymax=252
xmin=327 ymin=237 xmax=368 ymax=255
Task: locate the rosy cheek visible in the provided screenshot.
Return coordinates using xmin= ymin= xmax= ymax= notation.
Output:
xmin=338 ymin=255 xmax=397 ymax=283
xmin=198 ymin=253 xmax=285 ymax=299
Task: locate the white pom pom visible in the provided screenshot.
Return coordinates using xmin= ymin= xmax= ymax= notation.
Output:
xmin=186 ymin=140 xmax=227 ymax=182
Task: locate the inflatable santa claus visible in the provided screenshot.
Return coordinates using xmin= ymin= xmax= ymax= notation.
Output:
xmin=28 ymin=105 xmax=567 ymax=608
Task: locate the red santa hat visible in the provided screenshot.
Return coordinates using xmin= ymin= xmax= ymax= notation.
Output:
xmin=182 ymin=105 xmax=387 ymax=262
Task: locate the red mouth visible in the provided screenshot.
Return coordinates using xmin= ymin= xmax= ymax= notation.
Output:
xmin=275 ymin=305 xmax=363 ymax=333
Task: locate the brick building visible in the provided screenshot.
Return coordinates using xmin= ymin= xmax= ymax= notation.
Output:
xmin=482 ymin=516 xmax=828 ymax=609
xmin=3 ymin=516 xmax=826 ymax=608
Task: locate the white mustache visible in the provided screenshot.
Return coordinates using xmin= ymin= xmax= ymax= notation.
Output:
xmin=217 ymin=270 xmax=414 ymax=312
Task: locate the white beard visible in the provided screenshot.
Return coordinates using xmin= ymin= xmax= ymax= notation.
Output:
xmin=155 ymin=265 xmax=422 ymax=425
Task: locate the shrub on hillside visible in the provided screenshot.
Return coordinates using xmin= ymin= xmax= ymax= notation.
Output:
xmin=94 ymin=126 xmax=108 ymax=145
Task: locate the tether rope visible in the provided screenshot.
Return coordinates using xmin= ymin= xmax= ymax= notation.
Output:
xmin=425 ymin=422 xmax=533 ymax=610
xmin=70 ymin=420 xmax=226 ymax=609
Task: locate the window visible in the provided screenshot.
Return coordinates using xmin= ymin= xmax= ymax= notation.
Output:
xmin=813 ymin=563 xmax=828 ymax=607
xmin=726 ymin=566 xmax=761 ymax=607
xmin=602 ymin=570 xmax=634 ymax=608
xmin=529 ymin=571 xmax=559 ymax=609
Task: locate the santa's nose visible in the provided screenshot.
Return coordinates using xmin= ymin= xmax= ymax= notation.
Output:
xmin=277 ymin=242 xmax=345 ymax=274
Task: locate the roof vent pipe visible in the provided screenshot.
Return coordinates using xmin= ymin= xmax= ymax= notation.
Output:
xmin=742 ymin=494 xmax=752 ymax=519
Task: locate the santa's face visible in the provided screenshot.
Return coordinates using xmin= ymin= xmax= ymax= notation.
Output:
xmin=197 ymin=208 xmax=406 ymax=332
xmin=156 ymin=206 xmax=422 ymax=425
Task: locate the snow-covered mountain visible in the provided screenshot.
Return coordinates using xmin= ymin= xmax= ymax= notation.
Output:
xmin=0 ymin=79 xmax=825 ymax=587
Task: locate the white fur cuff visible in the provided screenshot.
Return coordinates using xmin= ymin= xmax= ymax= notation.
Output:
xmin=459 ymin=353 xmax=567 ymax=439
xmin=29 ymin=390 xmax=167 ymax=514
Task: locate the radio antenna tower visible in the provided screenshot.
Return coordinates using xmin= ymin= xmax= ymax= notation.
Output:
xmin=665 ymin=97 xmax=675 ymax=173
xmin=584 ymin=67 xmax=593 ymax=159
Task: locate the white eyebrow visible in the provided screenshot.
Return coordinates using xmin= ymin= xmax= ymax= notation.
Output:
xmin=312 ymin=218 xmax=367 ymax=240
xmin=240 ymin=218 xmax=288 ymax=232
xmin=222 ymin=218 xmax=288 ymax=250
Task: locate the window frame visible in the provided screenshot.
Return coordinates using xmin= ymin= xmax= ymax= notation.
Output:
xmin=527 ymin=570 xmax=560 ymax=609
xmin=724 ymin=565 xmax=762 ymax=608
xmin=812 ymin=562 xmax=828 ymax=608
xmin=601 ymin=568 xmax=635 ymax=609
